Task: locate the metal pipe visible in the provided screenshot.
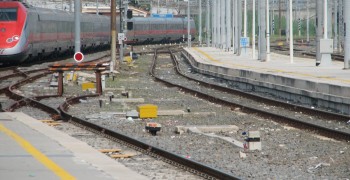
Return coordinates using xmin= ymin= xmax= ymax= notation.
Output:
xmin=206 ymin=0 xmax=210 ymax=46
xmin=289 ymin=0 xmax=293 ymax=63
xmin=266 ymin=0 xmax=270 ymax=61
xmin=74 ymin=0 xmax=81 ymax=53
xmin=252 ymin=0 xmax=256 ymax=59
xmin=344 ymin=0 xmax=350 ymax=68
xmin=110 ymin=0 xmax=116 ymax=71
xmin=226 ymin=0 xmax=231 ymax=50
xmin=199 ymin=0 xmax=202 ymax=45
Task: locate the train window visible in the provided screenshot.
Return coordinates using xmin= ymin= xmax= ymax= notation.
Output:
xmin=0 ymin=8 xmax=17 ymax=21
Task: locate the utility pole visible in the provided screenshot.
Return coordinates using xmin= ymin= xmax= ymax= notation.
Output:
xmin=69 ymin=0 xmax=72 ymax=12
xmin=110 ymin=0 xmax=116 ymax=71
xmin=286 ymin=0 xmax=289 ymax=43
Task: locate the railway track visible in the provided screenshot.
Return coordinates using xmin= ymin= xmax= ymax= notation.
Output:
xmin=0 ymin=49 xmax=241 ymax=180
xmin=149 ymin=48 xmax=350 ymax=141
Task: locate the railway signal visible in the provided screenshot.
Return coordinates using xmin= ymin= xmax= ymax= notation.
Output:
xmin=74 ymin=52 xmax=84 ymax=63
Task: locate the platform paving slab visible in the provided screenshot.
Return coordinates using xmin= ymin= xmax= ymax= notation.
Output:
xmin=0 ymin=112 xmax=148 ymax=180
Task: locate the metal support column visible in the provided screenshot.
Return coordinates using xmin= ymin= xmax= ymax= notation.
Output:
xmin=96 ymin=71 xmax=102 ymax=95
xmin=316 ymin=0 xmax=323 ymax=66
xmin=307 ymin=0 xmax=310 ymax=42
xmin=244 ymin=0 xmax=247 ymax=37
xmin=232 ymin=0 xmax=235 ymax=52
xmin=344 ymin=0 xmax=350 ymax=68
xmin=212 ymin=0 xmax=216 ymax=47
xmin=289 ymin=0 xmax=293 ymax=63
xmin=206 ymin=0 xmax=210 ymax=46
xmin=217 ymin=0 xmax=221 ymax=47
xmin=110 ymin=0 xmax=116 ymax=72
xmin=259 ymin=0 xmax=266 ymax=61
xmin=286 ymin=0 xmax=289 ymax=42
xmin=199 ymin=0 xmax=202 ymax=45
xmin=187 ymin=0 xmax=191 ymax=47
xmin=58 ymin=71 xmax=63 ymax=96
xmin=74 ymin=0 xmax=81 ymax=53
xmin=339 ymin=0 xmax=344 ymax=52
xmin=334 ymin=0 xmax=338 ymax=51
xmin=226 ymin=0 xmax=231 ymax=51
xmin=252 ymin=0 xmax=256 ymax=59
xmin=327 ymin=0 xmax=332 ymax=39
xmin=237 ymin=0 xmax=242 ymax=55
xmin=221 ymin=0 xmax=226 ymax=49
xmin=266 ymin=0 xmax=270 ymax=61
xmin=96 ymin=0 xmax=99 ymax=15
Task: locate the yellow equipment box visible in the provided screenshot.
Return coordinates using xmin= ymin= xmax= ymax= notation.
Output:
xmin=137 ymin=104 xmax=158 ymax=118
xmin=82 ymin=82 xmax=95 ymax=91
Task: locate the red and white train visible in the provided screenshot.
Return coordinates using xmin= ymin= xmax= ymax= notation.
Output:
xmin=0 ymin=1 xmax=196 ymax=64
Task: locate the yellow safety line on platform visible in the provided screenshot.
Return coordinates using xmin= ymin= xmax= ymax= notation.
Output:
xmin=192 ymin=48 xmax=350 ymax=84
xmin=0 ymin=123 xmax=75 ymax=180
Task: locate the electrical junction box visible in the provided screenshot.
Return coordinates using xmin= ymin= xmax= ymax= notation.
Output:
xmin=137 ymin=104 xmax=158 ymax=118
xmin=320 ymin=39 xmax=334 ymax=54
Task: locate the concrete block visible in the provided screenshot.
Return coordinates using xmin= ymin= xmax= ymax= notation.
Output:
xmin=126 ymin=110 xmax=139 ymax=118
xmin=157 ymin=110 xmax=185 ymax=116
xmin=112 ymin=98 xmax=144 ymax=103
xmin=50 ymin=82 xmax=58 ymax=87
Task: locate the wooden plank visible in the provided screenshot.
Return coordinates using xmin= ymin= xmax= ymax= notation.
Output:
xmin=46 ymin=123 xmax=61 ymax=126
xmin=40 ymin=120 xmax=55 ymax=123
xmin=99 ymin=149 xmax=122 ymax=153
xmin=110 ymin=154 xmax=134 ymax=158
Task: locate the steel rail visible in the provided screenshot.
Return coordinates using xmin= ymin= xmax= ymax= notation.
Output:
xmin=153 ymin=49 xmax=350 ymax=141
xmin=58 ymin=93 xmax=241 ymax=180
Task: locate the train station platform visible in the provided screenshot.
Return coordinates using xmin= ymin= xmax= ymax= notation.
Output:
xmin=0 ymin=112 xmax=148 ymax=180
xmin=182 ymin=47 xmax=350 ymax=115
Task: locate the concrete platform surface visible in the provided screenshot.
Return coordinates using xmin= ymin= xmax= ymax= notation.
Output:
xmin=0 ymin=112 xmax=148 ymax=180
xmin=183 ymin=47 xmax=350 ymax=114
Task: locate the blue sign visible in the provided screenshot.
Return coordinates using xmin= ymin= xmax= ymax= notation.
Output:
xmin=240 ymin=37 xmax=250 ymax=48
xmin=151 ymin=14 xmax=173 ymax=18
